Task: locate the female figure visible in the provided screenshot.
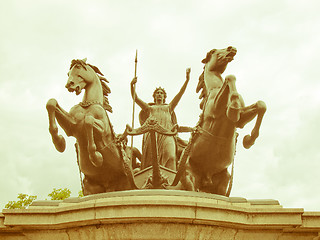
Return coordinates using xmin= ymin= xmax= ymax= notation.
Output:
xmin=130 ymin=69 xmax=190 ymax=170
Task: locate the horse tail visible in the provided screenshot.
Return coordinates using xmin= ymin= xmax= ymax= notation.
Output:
xmin=119 ymin=146 xmax=138 ymax=189
xmin=171 ymin=129 xmax=198 ymax=186
xmin=226 ymin=132 xmax=238 ymax=197
xmin=225 ymin=157 xmax=234 ymax=197
xmin=75 ymin=142 xmax=85 ymax=194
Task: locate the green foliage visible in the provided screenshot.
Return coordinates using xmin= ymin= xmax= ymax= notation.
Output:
xmin=48 ymin=188 xmax=71 ymax=200
xmin=5 ymin=193 xmax=37 ymax=209
xmin=5 ymin=188 xmax=83 ymax=209
xmin=78 ymin=190 xmax=84 ymax=198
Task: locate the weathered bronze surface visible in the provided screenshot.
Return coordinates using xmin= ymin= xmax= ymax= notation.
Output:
xmin=130 ymin=68 xmax=190 ymax=171
xmin=46 ymin=48 xmax=266 ymax=196
xmin=173 ymin=46 xmax=266 ymax=196
xmin=46 ymin=59 xmax=136 ymax=195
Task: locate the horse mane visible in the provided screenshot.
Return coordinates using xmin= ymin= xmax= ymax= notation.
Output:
xmin=88 ymin=63 xmax=113 ymax=113
xmin=70 ymin=59 xmax=113 ymax=113
xmin=196 ymin=49 xmax=217 ymax=110
xmin=196 ymin=71 xmax=207 ymax=110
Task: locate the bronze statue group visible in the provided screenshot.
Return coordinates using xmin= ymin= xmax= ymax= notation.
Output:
xmin=46 ymin=46 xmax=266 ymax=196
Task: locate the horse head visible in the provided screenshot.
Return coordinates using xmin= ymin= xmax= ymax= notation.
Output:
xmin=65 ymin=58 xmax=98 ymax=95
xmin=196 ymin=46 xmax=237 ymax=110
xmin=202 ymin=46 xmax=237 ymax=74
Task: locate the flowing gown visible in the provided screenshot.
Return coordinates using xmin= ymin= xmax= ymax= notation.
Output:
xmin=139 ymin=104 xmax=177 ymax=170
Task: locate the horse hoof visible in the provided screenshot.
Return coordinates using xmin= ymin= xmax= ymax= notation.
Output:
xmin=54 ymin=135 xmax=66 ymax=152
xmin=91 ymin=151 xmax=103 ymax=167
xmin=243 ymin=135 xmax=254 ymax=149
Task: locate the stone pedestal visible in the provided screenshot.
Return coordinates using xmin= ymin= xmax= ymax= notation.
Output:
xmin=1 ymin=190 xmax=320 ymax=239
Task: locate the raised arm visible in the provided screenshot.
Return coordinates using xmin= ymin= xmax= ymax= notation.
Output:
xmin=130 ymin=77 xmax=149 ymax=110
xmin=169 ymin=68 xmax=191 ymax=111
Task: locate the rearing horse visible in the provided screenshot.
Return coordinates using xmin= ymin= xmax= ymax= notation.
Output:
xmin=176 ymin=46 xmax=266 ymax=196
xmin=46 ymin=59 xmax=136 ymax=195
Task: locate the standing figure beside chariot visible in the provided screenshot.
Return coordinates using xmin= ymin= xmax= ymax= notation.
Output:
xmin=46 ymin=46 xmax=266 ymax=196
xmin=130 ymin=67 xmax=190 ymax=172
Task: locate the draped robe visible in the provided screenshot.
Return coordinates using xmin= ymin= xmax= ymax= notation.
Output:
xmin=139 ymin=103 xmax=178 ymax=170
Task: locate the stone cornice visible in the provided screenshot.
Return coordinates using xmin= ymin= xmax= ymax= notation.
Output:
xmin=1 ymin=190 xmax=319 ymax=239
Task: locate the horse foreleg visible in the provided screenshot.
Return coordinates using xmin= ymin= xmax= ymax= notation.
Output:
xmin=84 ymin=115 xmax=104 ymax=167
xmin=206 ymin=80 xmax=229 ymax=118
xmin=239 ymin=101 xmax=267 ymax=149
xmin=46 ymin=98 xmax=66 ymax=152
xmin=225 ymin=75 xmax=242 ymax=122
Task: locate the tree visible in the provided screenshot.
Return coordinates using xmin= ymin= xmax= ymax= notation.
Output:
xmin=5 ymin=193 xmax=37 ymax=209
xmin=5 ymin=188 xmax=83 ymax=209
xmin=78 ymin=190 xmax=84 ymax=197
xmin=48 ymin=188 xmax=71 ymax=200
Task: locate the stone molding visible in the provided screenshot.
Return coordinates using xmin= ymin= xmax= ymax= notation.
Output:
xmin=1 ymin=190 xmax=320 ymax=239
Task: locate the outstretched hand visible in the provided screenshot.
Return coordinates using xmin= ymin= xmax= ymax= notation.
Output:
xmin=131 ymin=77 xmax=137 ymax=86
xmin=186 ymin=68 xmax=191 ymax=80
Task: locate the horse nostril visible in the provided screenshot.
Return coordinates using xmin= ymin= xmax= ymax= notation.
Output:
xmin=65 ymin=81 xmax=74 ymax=88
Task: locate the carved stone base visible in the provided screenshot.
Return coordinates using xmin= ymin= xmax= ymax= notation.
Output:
xmin=1 ymin=190 xmax=320 ymax=240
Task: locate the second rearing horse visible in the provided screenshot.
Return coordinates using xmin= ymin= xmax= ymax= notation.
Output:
xmin=46 ymin=59 xmax=136 ymax=195
xmin=177 ymin=46 xmax=266 ymax=196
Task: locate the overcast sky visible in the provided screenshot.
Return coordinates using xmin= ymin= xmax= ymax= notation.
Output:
xmin=1 ymin=0 xmax=319 ymax=211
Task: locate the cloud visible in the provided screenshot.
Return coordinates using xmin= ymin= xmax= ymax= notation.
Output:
xmin=1 ymin=0 xmax=320 ymax=211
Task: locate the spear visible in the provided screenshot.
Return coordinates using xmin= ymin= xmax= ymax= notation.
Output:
xmin=130 ymin=50 xmax=138 ymax=155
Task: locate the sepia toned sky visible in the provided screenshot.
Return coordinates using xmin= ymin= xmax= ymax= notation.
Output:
xmin=1 ymin=0 xmax=320 ymax=210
